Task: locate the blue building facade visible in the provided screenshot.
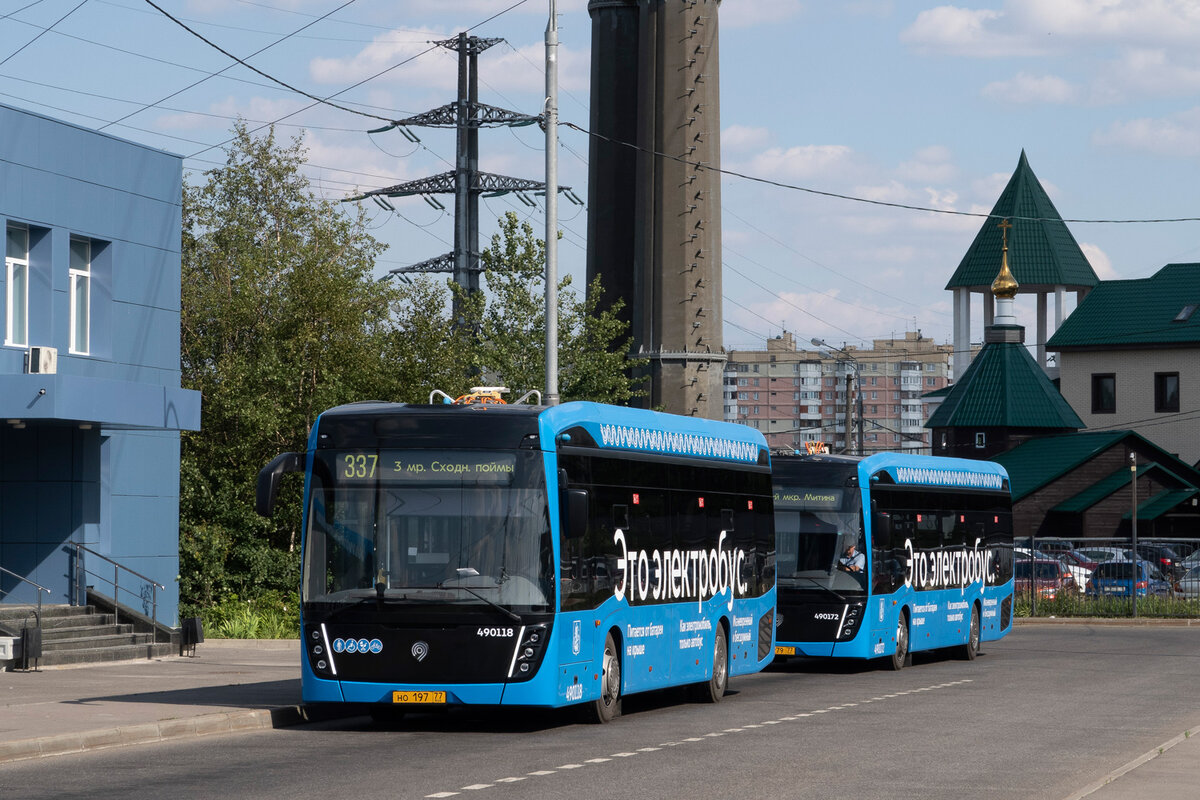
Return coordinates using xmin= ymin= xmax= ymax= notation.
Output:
xmin=0 ymin=103 xmax=200 ymax=625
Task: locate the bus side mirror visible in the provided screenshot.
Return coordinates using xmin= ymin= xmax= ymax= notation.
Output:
xmin=565 ymin=489 xmax=589 ymax=539
xmin=256 ymin=452 xmax=304 ymax=517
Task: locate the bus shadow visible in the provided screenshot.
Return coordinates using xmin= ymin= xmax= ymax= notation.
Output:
xmin=766 ymin=649 xmax=979 ymax=675
xmin=303 ymin=685 xmax=738 ymax=734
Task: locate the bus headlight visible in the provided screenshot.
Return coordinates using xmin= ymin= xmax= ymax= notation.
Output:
xmin=508 ymin=624 xmax=550 ymax=681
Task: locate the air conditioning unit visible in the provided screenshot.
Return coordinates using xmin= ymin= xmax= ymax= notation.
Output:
xmin=25 ymin=346 xmax=57 ymax=375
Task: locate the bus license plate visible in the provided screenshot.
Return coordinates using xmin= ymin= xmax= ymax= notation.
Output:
xmin=775 ymin=646 xmax=796 ymax=656
xmin=392 ymin=691 xmax=446 ymax=704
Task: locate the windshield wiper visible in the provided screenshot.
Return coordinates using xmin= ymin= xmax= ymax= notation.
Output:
xmin=787 ymin=575 xmax=849 ymax=603
xmin=438 ymin=567 xmax=522 ymax=624
xmin=316 ymin=594 xmax=414 ymax=622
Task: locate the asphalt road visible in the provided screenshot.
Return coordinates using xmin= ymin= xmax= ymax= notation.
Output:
xmin=3 ymin=624 xmax=1199 ymax=800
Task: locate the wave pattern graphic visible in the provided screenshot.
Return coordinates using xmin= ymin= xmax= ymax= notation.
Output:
xmin=894 ymin=466 xmax=1004 ymax=490
xmin=597 ymin=424 xmax=759 ymax=463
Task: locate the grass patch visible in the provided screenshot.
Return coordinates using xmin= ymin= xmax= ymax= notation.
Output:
xmin=1015 ymin=593 xmax=1200 ymax=619
xmin=181 ymin=591 xmax=300 ymax=639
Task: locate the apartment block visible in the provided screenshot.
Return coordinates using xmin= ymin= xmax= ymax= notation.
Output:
xmin=724 ymin=331 xmax=953 ymax=454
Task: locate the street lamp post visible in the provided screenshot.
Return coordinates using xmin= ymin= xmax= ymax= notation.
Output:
xmin=1130 ymin=451 xmax=1138 ymax=619
xmin=812 ymin=338 xmax=863 ymax=455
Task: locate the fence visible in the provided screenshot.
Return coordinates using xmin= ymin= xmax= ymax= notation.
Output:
xmin=1016 ymin=536 xmax=1200 ymax=619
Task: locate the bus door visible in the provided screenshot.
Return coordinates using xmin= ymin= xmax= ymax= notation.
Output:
xmin=868 ymin=503 xmax=906 ymax=652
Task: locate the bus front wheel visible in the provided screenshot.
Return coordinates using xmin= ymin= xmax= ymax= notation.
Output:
xmin=890 ymin=612 xmax=910 ymax=671
xmin=960 ymin=604 xmax=980 ymax=661
xmin=693 ymin=622 xmax=728 ymax=703
xmin=587 ymin=631 xmax=622 ymax=724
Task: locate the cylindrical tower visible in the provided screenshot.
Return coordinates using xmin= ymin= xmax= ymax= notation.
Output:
xmin=588 ymin=0 xmax=725 ymax=418
xmin=585 ymin=0 xmax=642 ymax=334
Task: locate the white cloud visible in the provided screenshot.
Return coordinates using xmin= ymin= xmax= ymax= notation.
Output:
xmin=1010 ymin=0 xmax=1200 ymax=45
xmin=900 ymin=6 xmax=1045 ymax=58
xmin=1079 ymin=243 xmax=1119 ymax=279
xmin=1093 ymin=106 xmax=1200 ymax=157
xmin=896 ymin=145 xmax=958 ymax=183
xmin=981 ymin=71 xmax=1078 ymax=104
xmin=743 ymin=144 xmax=857 ymax=180
xmin=310 ymin=29 xmax=453 ymax=88
xmin=723 ymin=125 xmax=772 ymax=151
xmin=721 ymin=0 xmax=804 ymax=30
xmin=904 ymin=1 xmax=1200 ymax=58
xmin=1091 ymin=48 xmax=1200 ymax=102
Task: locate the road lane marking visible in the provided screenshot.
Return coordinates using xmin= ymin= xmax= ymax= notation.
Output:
xmin=426 ymin=678 xmax=975 ymax=797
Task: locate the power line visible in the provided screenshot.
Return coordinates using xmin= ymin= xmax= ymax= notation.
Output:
xmin=0 ymin=0 xmax=86 ymax=69
xmin=723 ymin=206 xmax=944 ymax=315
xmin=141 ymin=0 xmax=393 ymax=123
xmin=560 ymin=120 xmax=1200 ymax=226
xmin=102 ymin=0 xmax=361 ymax=131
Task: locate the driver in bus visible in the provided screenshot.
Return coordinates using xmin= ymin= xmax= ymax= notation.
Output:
xmin=838 ymin=542 xmax=866 ymax=573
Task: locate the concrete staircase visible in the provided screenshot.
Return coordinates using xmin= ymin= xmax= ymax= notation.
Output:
xmin=0 ymin=604 xmax=176 ymax=668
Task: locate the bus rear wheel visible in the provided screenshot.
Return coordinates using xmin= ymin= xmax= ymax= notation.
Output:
xmin=587 ymin=631 xmax=622 ymax=724
xmin=890 ymin=612 xmax=909 ymax=671
xmin=693 ymin=623 xmax=728 ymax=703
xmin=960 ymin=604 xmax=980 ymax=661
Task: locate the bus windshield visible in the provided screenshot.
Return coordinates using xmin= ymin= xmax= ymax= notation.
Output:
xmin=303 ymin=449 xmax=553 ymax=613
xmin=774 ymin=466 xmax=866 ymax=595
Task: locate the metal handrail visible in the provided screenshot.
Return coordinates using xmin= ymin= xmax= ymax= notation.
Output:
xmin=0 ymin=565 xmax=51 ymax=626
xmin=70 ymin=543 xmax=167 ymax=639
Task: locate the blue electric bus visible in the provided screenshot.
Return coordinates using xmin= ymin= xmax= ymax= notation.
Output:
xmin=772 ymin=452 xmax=1013 ymax=669
xmin=256 ymin=396 xmax=776 ymax=722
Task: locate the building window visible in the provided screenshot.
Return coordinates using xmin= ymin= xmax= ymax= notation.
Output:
xmin=6 ymin=223 xmax=29 ymax=347
xmin=1091 ymin=374 xmax=1116 ymax=414
xmin=1155 ymin=372 xmax=1179 ymax=413
xmin=975 ymin=432 xmax=986 ymax=448
xmin=69 ymin=236 xmax=92 ymax=354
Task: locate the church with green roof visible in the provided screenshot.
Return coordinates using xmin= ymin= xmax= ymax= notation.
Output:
xmin=946 ymin=151 xmax=1098 ymax=378
xmin=930 ymin=153 xmax=1200 ymax=542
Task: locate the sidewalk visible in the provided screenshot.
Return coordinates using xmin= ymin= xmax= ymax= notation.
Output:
xmin=1064 ymin=724 xmax=1200 ymax=800
xmin=0 ymin=639 xmax=318 ymax=763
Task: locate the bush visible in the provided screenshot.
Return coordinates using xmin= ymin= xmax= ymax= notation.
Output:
xmin=181 ymin=590 xmax=300 ymax=639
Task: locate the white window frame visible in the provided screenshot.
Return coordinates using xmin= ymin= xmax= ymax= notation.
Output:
xmin=6 ymin=223 xmax=29 ymax=347
xmin=69 ymin=235 xmax=91 ymax=355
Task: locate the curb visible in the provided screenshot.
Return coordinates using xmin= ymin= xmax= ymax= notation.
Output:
xmin=1015 ymin=617 xmax=1200 ymax=627
xmin=0 ymin=706 xmax=312 ymax=765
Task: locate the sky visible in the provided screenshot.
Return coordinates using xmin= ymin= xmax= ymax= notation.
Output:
xmin=2 ymin=0 xmax=1199 ymax=356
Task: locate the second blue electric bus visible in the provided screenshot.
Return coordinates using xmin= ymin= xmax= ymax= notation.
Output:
xmin=772 ymin=452 xmax=1014 ymax=669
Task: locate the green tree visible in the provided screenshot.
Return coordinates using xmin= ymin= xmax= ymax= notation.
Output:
xmin=475 ymin=212 xmax=645 ymax=403
xmin=180 ymin=122 xmax=397 ymax=606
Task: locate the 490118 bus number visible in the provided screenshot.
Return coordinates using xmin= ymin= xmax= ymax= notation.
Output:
xmin=477 ymin=627 xmax=514 ymax=638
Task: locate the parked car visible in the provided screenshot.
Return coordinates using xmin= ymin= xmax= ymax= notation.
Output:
xmin=1181 ymin=549 xmax=1200 ymax=570
xmin=1165 ymin=541 xmax=1198 ymax=560
xmin=1075 ymin=546 xmax=1133 ymax=564
xmin=1133 ymin=544 xmax=1186 ymax=580
xmin=1015 ymin=559 xmax=1078 ymax=600
xmin=1173 ymin=565 xmax=1200 ymax=599
xmin=1056 ymin=550 xmax=1096 ymax=589
xmin=1085 ymin=560 xmax=1171 ymax=597
xmin=1016 ymin=537 xmax=1075 ymax=555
